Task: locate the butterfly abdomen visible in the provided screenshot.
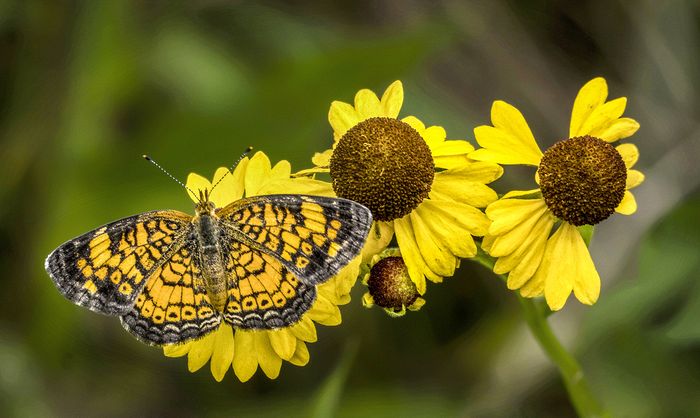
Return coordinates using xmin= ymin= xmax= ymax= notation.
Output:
xmin=194 ymin=213 xmax=228 ymax=312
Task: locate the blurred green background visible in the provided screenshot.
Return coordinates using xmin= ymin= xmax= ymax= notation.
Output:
xmin=1 ymin=1 xmax=699 ymax=416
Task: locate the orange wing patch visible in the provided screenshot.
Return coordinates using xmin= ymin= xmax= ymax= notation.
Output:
xmin=221 ymin=241 xmax=315 ymax=330
xmin=120 ymin=246 xmax=221 ymax=345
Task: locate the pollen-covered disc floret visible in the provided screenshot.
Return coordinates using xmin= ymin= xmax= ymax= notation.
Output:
xmin=330 ymin=117 xmax=435 ymax=222
xmin=538 ymin=135 xmax=627 ymax=226
xmin=367 ymin=256 xmax=419 ymax=310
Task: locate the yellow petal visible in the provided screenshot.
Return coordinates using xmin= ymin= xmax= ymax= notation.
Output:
xmin=329 ymin=100 xmax=360 ymax=139
xmin=486 ymin=197 xmax=548 ymax=235
xmin=489 ymin=204 xmax=550 ymax=257
xmin=401 ymin=115 xmax=425 ymax=132
xmin=470 ymin=101 xmax=543 ymax=166
xmin=616 ymin=190 xmax=637 ymax=215
xmin=419 ymin=199 xmax=491 ymax=237
xmin=415 ymin=202 xmax=479 ymax=258
xmin=537 ymin=224 xmax=576 ymax=310
xmin=185 ymin=172 xmax=212 ymax=203
xmin=252 ymin=332 xmax=281 ymax=379
xmin=362 ymin=292 xmax=375 ymax=307
xmin=268 ymin=329 xmax=297 ymax=361
xmin=244 ymin=151 xmax=272 ymax=197
xmin=394 ymin=217 xmax=430 ymax=293
xmin=307 ymin=295 xmax=342 ymax=326
xmin=421 ymin=125 xmax=448 ymax=148
xmin=570 ymin=77 xmax=608 ymax=137
xmin=209 ymin=324 xmax=235 ymax=382
xmin=354 ymin=88 xmax=382 ymax=119
xmin=499 ymin=213 xmax=554 ymax=288
xmin=626 ymin=169 xmax=645 ymax=190
xmin=430 ymin=166 xmax=501 ymax=208
xmin=361 ymin=221 xmax=394 ymax=263
xmin=289 ymin=341 xmax=310 ymax=367
xmin=187 ymin=333 xmax=216 ymax=373
xmin=163 ymin=341 xmax=193 ymax=358
xmin=502 ymin=189 xmax=541 ymax=199
xmin=270 ymin=160 xmax=292 ymax=180
xmin=381 ymin=80 xmax=403 ymax=118
xmin=410 ymin=211 xmax=457 ymax=277
xmin=232 ymin=331 xmax=258 ymax=382
xmin=290 ymin=316 xmax=317 ymax=343
xmin=571 ymin=232 xmax=601 ymax=306
xmin=258 ymin=178 xmax=335 ymax=197
xmin=592 ymin=117 xmax=639 ymax=142
xmin=616 ymin=143 xmax=639 ymax=169
xmin=429 ymin=139 xmax=475 ymax=157
xmin=434 ymin=155 xmax=471 ymax=169
xmin=578 ymin=97 xmax=627 ymax=140
xmin=312 ymin=149 xmax=333 ymax=167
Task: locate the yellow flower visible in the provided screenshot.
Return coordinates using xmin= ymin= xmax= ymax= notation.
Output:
xmin=163 ymin=151 xmax=361 ymax=382
xmin=315 ymin=81 xmax=502 ymax=295
xmin=470 ymin=77 xmax=644 ymax=310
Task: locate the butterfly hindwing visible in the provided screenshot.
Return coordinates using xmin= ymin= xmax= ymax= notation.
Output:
xmin=220 ymin=240 xmax=315 ymax=330
xmin=45 ymin=210 xmax=192 ymax=315
xmin=218 ymin=195 xmax=372 ymax=286
xmin=120 ymin=243 xmax=222 ymax=345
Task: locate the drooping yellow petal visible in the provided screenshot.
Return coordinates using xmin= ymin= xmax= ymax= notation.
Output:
xmin=394 ymin=217 xmax=430 ymax=293
xmin=429 ymin=140 xmax=475 ymax=157
xmin=571 ymin=231 xmax=601 ymax=306
xmin=616 ymin=143 xmax=639 ymax=169
xmin=187 ymin=332 xmax=216 ymax=373
xmin=209 ymin=324 xmax=235 ymax=382
xmin=289 ymin=341 xmax=310 ymax=367
xmin=354 ymin=88 xmax=382 ymax=119
xmin=307 ymin=295 xmax=342 ymax=326
xmin=534 ymin=223 xmax=600 ymax=310
xmin=329 ymin=100 xmax=361 ymax=140
xmin=489 ymin=204 xmax=550 ymax=257
xmin=268 ymin=329 xmax=297 ymax=361
xmin=537 ymin=224 xmax=576 ymax=310
xmin=570 ymin=77 xmax=608 ymax=137
xmin=486 ymin=197 xmax=548 ymax=236
xmin=502 ymin=214 xmax=554 ymax=290
xmin=163 ymin=341 xmax=193 ymax=358
xmin=470 ymin=100 xmax=543 ymax=166
xmin=430 ymin=165 xmax=501 ymax=208
xmin=381 ymin=80 xmax=403 ymax=118
xmin=289 ymin=316 xmax=317 ymax=343
xmin=410 ymin=211 xmax=457 ymax=277
xmin=232 ymin=331 xmax=258 ymax=382
xmin=420 ymin=199 xmax=491 ymax=237
xmin=361 ymin=221 xmax=394 ymax=263
xmin=415 ymin=202 xmax=479 ymax=258
xmin=255 ymin=333 xmax=282 ymax=379
xmin=616 ymin=190 xmax=637 ymax=215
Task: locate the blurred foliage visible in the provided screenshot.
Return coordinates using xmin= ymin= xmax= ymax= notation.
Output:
xmin=1 ymin=0 xmax=699 ymax=417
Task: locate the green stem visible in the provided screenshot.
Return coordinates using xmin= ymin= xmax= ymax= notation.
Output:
xmin=517 ymin=296 xmax=609 ymax=418
xmin=473 ymin=250 xmax=609 ymax=417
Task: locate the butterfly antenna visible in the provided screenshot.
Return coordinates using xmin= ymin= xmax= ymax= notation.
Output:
xmin=209 ymin=146 xmax=254 ymax=194
xmin=142 ymin=155 xmax=201 ymax=203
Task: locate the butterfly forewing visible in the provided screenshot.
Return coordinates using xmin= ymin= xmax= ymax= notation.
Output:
xmin=218 ymin=195 xmax=372 ymax=286
xmin=45 ymin=210 xmax=192 ymax=315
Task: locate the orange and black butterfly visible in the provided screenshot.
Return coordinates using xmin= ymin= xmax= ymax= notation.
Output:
xmin=45 ymin=166 xmax=372 ymax=346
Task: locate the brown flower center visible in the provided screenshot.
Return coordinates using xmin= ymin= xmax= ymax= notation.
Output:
xmin=329 ymin=117 xmax=434 ymax=222
xmin=538 ymin=135 xmax=627 ymax=226
xmin=367 ymin=256 xmax=419 ymax=311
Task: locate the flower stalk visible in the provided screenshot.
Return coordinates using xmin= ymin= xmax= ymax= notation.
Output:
xmin=474 ymin=250 xmax=609 ymax=417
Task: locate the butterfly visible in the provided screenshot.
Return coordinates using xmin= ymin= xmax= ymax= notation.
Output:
xmin=45 ymin=184 xmax=372 ymax=346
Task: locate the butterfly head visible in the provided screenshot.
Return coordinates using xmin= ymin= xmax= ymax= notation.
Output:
xmin=195 ymin=189 xmax=217 ymax=215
